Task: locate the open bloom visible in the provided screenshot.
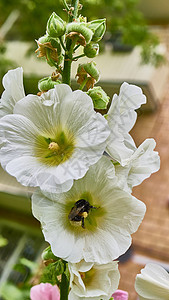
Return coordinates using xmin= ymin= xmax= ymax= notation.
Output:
xmin=68 ymin=260 xmax=120 ymax=300
xmin=106 ymin=82 xmax=146 ymax=166
xmin=112 ymin=290 xmax=128 ymax=300
xmin=0 ymin=67 xmax=25 ymax=118
xmin=30 ymin=283 xmax=60 ymax=300
xmin=32 ymin=156 xmax=146 ymax=264
xmin=0 ymin=84 xmax=109 ymax=193
xmin=115 ymin=139 xmax=160 ymax=193
xmin=135 ymin=263 xmax=169 ymax=300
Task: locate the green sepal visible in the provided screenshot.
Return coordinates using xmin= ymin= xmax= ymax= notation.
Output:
xmin=38 ymin=35 xmax=62 ymax=55
xmin=66 ymin=22 xmax=94 ymax=44
xmin=82 ymin=61 xmax=100 ymax=81
xmin=38 ymin=77 xmax=61 ymax=92
xmin=88 ymin=19 xmax=106 ymax=42
xmin=84 ymin=42 xmax=99 ymax=58
xmin=87 ymin=86 xmax=109 ymax=109
xmin=41 ymin=245 xmax=59 ymax=261
xmin=47 ymin=12 xmax=66 ymax=38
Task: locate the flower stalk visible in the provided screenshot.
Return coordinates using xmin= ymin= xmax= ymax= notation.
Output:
xmin=62 ymin=0 xmax=79 ymax=85
xmin=60 ymin=261 xmax=69 ymax=300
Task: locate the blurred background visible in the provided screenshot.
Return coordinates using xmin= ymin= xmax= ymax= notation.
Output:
xmin=0 ymin=0 xmax=169 ymax=299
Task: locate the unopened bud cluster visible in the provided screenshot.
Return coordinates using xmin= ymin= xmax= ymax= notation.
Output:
xmin=35 ymin=10 xmax=109 ymax=106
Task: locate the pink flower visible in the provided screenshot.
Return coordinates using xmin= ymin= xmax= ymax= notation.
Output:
xmin=112 ymin=289 xmax=128 ymax=300
xmin=30 ymin=283 xmax=60 ymax=300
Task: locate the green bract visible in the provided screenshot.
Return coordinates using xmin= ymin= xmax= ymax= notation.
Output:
xmin=66 ymin=22 xmax=94 ymax=45
xmin=38 ymin=35 xmax=62 ymax=55
xmin=82 ymin=61 xmax=100 ymax=81
xmin=47 ymin=12 xmax=66 ymax=38
xmin=88 ymin=19 xmax=106 ymax=42
xmin=38 ymin=77 xmax=61 ymax=92
xmin=84 ymin=42 xmax=99 ymax=58
xmin=87 ymin=86 xmax=110 ymax=109
xmin=42 ymin=246 xmax=59 ymax=261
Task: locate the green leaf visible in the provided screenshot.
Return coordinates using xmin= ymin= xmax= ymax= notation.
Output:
xmin=0 ymin=235 xmax=8 ymax=247
xmin=0 ymin=283 xmax=29 ymax=300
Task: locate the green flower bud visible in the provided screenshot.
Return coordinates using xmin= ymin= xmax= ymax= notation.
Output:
xmin=54 ymin=259 xmax=65 ymax=276
xmin=38 ymin=35 xmax=61 ymax=55
xmin=36 ymin=35 xmax=62 ymax=67
xmin=38 ymin=77 xmax=61 ymax=92
xmin=84 ymin=42 xmax=99 ymax=58
xmin=87 ymin=86 xmax=110 ymax=109
xmin=66 ymin=22 xmax=93 ymax=46
xmin=47 ymin=12 xmax=66 ymax=38
xmin=88 ymin=19 xmax=106 ymax=42
xmin=83 ymin=61 xmax=100 ymax=82
xmin=41 ymin=246 xmax=58 ymax=261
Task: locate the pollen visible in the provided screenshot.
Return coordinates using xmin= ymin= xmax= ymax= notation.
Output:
xmin=48 ymin=142 xmax=60 ymax=151
xmin=82 ymin=212 xmax=88 ymax=218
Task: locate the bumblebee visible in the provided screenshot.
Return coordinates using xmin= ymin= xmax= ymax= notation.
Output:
xmin=68 ymin=199 xmax=97 ymax=229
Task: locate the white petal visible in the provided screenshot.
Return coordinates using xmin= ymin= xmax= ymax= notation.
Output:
xmin=41 ymin=83 xmax=72 ymax=104
xmin=115 ymin=139 xmax=160 ymax=192
xmin=135 ymin=263 xmax=169 ymax=300
xmin=106 ymin=82 xmax=146 ymax=164
xmin=68 ymin=260 xmax=120 ymax=300
xmin=13 ymin=94 xmax=60 ymax=132
xmin=0 ymin=67 xmax=25 ymax=118
xmin=59 ymin=89 xmax=94 ymax=131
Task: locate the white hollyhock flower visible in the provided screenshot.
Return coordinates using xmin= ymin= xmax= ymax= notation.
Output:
xmin=0 ymin=84 xmax=110 ymax=193
xmin=0 ymin=67 xmax=25 ymax=118
xmin=135 ymin=263 xmax=169 ymax=300
xmin=106 ymin=82 xmax=146 ymax=166
xmin=68 ymin=260 xmax=120 ymax=300
xmin=32 ymin=156 xmax=146 ymax=263
xmin=115 ymin=139 xmax=160 ymax=193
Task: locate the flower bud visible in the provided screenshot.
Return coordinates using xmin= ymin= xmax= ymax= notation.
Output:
xmin=35 ymin=35 xmax=62 ymax=66
xmin=88 ymin=19 xmax=106 ymax=42
xmin=87 ymin=86 xmax=110 ymax=109
xmin=83 ymin=62 xmax=100 ymax=82
xmin=47 ymin=12 xmax=66 ymax=38
xmin=76 ymin=62 xmax=100 ymax=90
xmin=84 ymin=42 xmax=99 ymax=58
xmin=41 ymin=246 xmax=58 ymax=261
xmin=66 ymin=22 xmax=93 ymax=46
xmin=38 ymin=77 xmax=61 ymax=92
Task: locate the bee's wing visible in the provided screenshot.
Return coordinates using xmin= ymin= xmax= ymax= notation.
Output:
xmin=68 ymin=206 xmax=82 ymax=220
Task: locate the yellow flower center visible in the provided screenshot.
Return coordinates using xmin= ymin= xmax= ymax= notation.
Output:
xmin=34 ymin=128 xmax=75 ymax=166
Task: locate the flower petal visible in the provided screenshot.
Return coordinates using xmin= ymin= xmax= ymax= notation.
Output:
xmin=0 ymin=68 xmax=25 ymax=118
xmin=115 ymin=138 xmax=160 ymax=192
xmin=106 ymin=82 xmax=146 ymax=164
xmin=135 ymin=263 xmax=169 ymax=300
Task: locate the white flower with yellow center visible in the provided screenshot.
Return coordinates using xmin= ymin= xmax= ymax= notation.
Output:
xmin=32 ymin=156 xmax=146 ymax=263
xmin=0 ymin=84 xmax=110 ymax=193
xmin=68 ymin=260 xmax=120 ymax=300
xmin=115 ymin=139 xmax=160 ymax=193
xmin=106 ymin=82 xmax=146 ymax=166
xmin=135 ymin=263 xmax=169 ymax=300
xmin=0 ymin=67 xmax=25 ymax=118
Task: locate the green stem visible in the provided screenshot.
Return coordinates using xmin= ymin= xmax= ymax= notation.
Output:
xmin=62 ymin=0 xmax=69 ymax=11
xmin=79 ymin=77 xmax=89 ymax=90
xmin=62 ymin=0 xmax=80 ymax=85
xmin=72 ymin=0 xmax=79 ymax=20
xmin=59 ymin=37 xmax=67 ymax=51
xmin=74 ymin=44 xmax=80 ymax=52
xmin=73 ymin=53 xmax=85 ymax=60
xmin=60 ymin=263 xmax=69 ymax=300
